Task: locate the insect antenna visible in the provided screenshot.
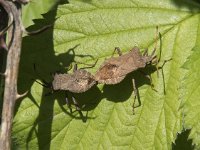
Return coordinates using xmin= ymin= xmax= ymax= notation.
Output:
xmin=154 ymin=26 xmax=159 ymax=77
xmin=156 ymin=31 xmax=172 ymax=94
xmin=158 ymin=32 xmax=162 ymax=63
xmin=149 ymin=27 xmax=171 ymax=94
xmin=148 ymin=26 xmax=159 ymax=76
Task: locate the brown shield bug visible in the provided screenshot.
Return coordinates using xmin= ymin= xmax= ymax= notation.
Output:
xmin=52 ymin=64 xmax=96 ymax=93
xmin=94 ymin=46 xmax=157 ymax=84
xmin=34 ymin=60 xmax=98 ymax=121
xmin=94 ymin=27 xmax=171 ymax=111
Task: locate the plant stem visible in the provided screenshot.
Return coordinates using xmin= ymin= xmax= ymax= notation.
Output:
xmin=0 ymin=1 xmax=23 ymax=150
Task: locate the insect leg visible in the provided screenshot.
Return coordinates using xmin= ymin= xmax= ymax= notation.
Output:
xmin=72 ymin=96 xmax=86 ymax=122
xmin=65 ymin=92 xmax=72 ymax=113
xmin=132 ymin=78 xmax=141 ymax=113
xmin=112 ymin=47 xmax=122 ymax=57
xmin=72 ymin=96 xmax=81 ymax=111
xmin=73 ymin=64 xmax=78 ymax=72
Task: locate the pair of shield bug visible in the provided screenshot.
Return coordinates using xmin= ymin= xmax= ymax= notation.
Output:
xmin=35 ymin=27 xmax=171 ymax=120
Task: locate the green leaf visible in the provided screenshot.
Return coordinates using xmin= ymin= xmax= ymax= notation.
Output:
xmin=13 ymin=0 xmax=200 ymax=149
xmin=181 ymin=21 xmax=200 ymax=148
xmin=22 ymin=0 xmax=58 ymax=28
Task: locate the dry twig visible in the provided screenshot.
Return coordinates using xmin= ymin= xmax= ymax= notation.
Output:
xmin=0 ymin=1 xmax=24 ymax=149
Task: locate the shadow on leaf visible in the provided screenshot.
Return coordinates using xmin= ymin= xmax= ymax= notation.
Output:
xmin=171 ymin=0 xmax=200 ymax=11
xmin=172 ymin=129 xmax=194 ymax=150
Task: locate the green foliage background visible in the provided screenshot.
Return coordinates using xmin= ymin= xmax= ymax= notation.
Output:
xmin=9 ymin=0 xmax=200 ymax=149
